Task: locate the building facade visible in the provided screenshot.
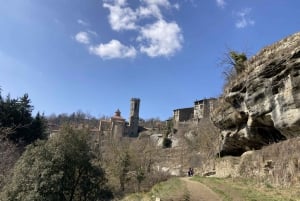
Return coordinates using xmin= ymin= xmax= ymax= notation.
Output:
xmin=194 ymin=98 xmax=217 ymax=120
xmin=173 ymin=107 xmax=194 ymax=122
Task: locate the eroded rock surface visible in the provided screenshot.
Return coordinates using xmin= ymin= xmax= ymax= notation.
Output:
xmin=212 ymin=32 xmax=300 ymax=156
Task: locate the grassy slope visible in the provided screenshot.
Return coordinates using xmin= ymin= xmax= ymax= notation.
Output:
xmin=121 ymin=176 xmax=300 ymax=201
xmin=121 ymin=177 xmax=186 ymax=201
xmin=193 ymin=176 xmax=300 ymax=201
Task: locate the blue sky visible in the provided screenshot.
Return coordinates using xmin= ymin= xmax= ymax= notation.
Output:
xmin=0 ymin=0 xmax=299 ymax=120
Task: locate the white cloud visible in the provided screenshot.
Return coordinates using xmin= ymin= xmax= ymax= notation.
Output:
xmin=103 ymin=0 xmax=175 ymax=31
xmin=138 ymin=19 xmax=183 ymax=57
xmin=235 ymin=8 xmax=255 ymax=28
xmin=75 ymin=32 xmax=90 ymax=44
xmin=103 ymin=1 xmax=138 ymax=31
xmin=142 ymin=0 xmax=170 ymax=8
xmin=138 ymin=5 xmax=163 ymax=19
xmin=77 ymin=19 xmax=89 ymax=26
xmin=216 ymin=0 xmax=226 ymax=8
xmin=89 ymin=39 xmax=137 ymax=59
xmin=138 ymin=0 xmax=171 ymax=19
xmin=76 ymin=0 xmax=183 ymax=60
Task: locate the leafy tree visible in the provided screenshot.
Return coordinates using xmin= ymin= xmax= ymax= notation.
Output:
xmin=0 ymin=127 xmax=113 ymax=201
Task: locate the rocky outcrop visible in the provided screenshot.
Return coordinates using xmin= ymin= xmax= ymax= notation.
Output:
xmin=212 ymin=32 xmax=300 ymax=156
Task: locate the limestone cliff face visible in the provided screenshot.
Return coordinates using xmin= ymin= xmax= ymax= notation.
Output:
xmin=212 ymin=32 xmax=300 ymax=156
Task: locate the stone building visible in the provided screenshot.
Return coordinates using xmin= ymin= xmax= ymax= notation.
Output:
xmin=173 ymin=98 xmax=217 ymax=125
xmin=99 ymin=98 xmax=141 ymax=138
xmin=99 ymin=109 xmax=126 ymax=138
xmin=173 ymin=107 xmax=194 ymax=122
xmin=194 ymin=98 xmax=217 ymax=120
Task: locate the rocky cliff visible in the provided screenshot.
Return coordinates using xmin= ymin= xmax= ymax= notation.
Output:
xmin=212 ymin=32 xmax=300 ymax=156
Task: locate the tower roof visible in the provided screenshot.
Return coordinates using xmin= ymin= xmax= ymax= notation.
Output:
xmin=111 ymin=109 xmax=125 ymax=121
xmin=115 ymin=109 xmax=121 ymax=117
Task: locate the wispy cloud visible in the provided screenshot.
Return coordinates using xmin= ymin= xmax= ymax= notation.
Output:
xmin=77 ymin=19 xmax=89 ymax=26
xmin=87 ymin=30 xmax=98 ymax=36
xmin=89 ymin=40 xmax=137 ymax=59
xmin=216 ymin=0 xmax=226 ymax=8
xmin=75 ymin=32 xmax=90 ymax=44
xmin=235 ymin=8 xmax=255 ymax=28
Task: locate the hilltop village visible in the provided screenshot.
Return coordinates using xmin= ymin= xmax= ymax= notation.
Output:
xmin=49 ymin=97 xmax=218 ymax=141
xmin=100 ymin=97 xmax=217 ymax=138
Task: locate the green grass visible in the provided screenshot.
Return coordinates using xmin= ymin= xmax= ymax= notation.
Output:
xmin=121 ymin=177 xmax=185 ymax=201
xmin=122 ymin=176 xmax=300 ymax=201
xmin=192 ymin=176 xmax=299 ymax=201
xmin=150 ymin=177 xmax=184 ymax=199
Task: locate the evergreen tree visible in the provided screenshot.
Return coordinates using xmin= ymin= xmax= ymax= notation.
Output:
xmin=0 ymin=92 xmax=46 ymax=144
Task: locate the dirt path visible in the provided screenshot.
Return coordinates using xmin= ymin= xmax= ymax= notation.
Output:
xmin=180 ymin=177 xmax=222 ymax=201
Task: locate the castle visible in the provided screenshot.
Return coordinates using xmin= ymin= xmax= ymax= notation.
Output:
xmin=99 ymin=98 xmax=140 ymax=138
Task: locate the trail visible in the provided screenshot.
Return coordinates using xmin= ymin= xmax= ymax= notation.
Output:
xmin=180 ymin=177 xmax=222 ymax=201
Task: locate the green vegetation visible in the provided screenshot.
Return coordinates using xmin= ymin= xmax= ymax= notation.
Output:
xmin=120 ymin=175 xmax=300 ymax=201
xmin=192 ymin=176 xmax=299 ymax=201
xmin=221 ymin=50 xmax=248 ymax=90
xmin=0 ymin=90 xmax=48 ymax=190
xmin=0 ymin=92 xmax=47 ymax=145
xmin=229 ymin=51 xmax=247 ymax=74
xmin=0 ymin=126 xmax=112 ymax=201
xmin=2 ymin=84 xmax=300 ymax=201
xmin=121 ymin=177 xmax=184 ymax=201
xmin=150 ymin=177 xmax=183 ymax=198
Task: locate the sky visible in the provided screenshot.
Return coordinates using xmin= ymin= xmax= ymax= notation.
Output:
xmin=0 ymin=0 xmax=300 ymax=120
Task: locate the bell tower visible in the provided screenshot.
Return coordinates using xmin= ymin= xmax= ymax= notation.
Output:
xmin=129 ymin=98 xmax=140 ymax=137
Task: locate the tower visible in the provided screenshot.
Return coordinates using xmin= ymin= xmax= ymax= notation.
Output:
xmin=129 ymin=98 xmax=140 ymax=137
